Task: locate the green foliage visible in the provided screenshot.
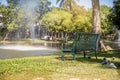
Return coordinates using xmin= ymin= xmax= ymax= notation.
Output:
xmin=56 ymin=0 xmax=92 ymax=29
xmin=73 ymin=14 xmax=92 ymax=32
xmin=37 ymin=0 xmax=51 ymax=19
xmin=0 ymin=28 xmax=8 ymax=40
xmin=1 ymin=0 xmax=113 ymax=40
xmin=1 ymin=0 xmax=51 ymax=40
xmin=72 ymin=6 xmax=91 ymax=16
xmin=7 ymin=8 xmax=23 ymax=31
xmin=56 ymin=0 xmax=93 ymax=33
xmin=72 ymin=6 xmax=92 ymax=32
xmin=5 ymin=0 xmax=51 ymax=32
xmin=100 ymin=5 xmax=113 ymax=34
xmin=0 ymin=4 xmax=14 ymax=26
xmin=100 ymin=5 xmax=116 ymax=40
xmin=56 ymin=0 xmax=80 ymax=11
xmin=109 ymin=0 xmax=120 ymax=29
xmin=0 ymin=4 xmax=14 ymax=40
xmin=7 ymin=0 xmax=51 ymax=19
xmin=40 ymin=8 xmax=73 ymax=32
xmin=41 ymin=7 xmax=93 ymax=33
xmin=8 ymin=7 xmax=38 ymax=32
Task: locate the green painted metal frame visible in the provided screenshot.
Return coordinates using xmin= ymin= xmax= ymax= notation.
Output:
xmin=60 ymin=32 xmax=100 ymax=60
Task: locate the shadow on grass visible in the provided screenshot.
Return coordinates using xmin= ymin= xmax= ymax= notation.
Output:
xmin=56 ymin=50 xmax=120 ymax=62
xmin=97 ymin=50 xmax=120 ymax=58
xmin=56 ymin=50 xmax=120 ymax=77
xmin=56 ymin=50 xmax=120 ymax=68
xmin=56 ymin=54 xmax=103 ymax=64
xmin=75 ymin=50 xmax=120 ymax=64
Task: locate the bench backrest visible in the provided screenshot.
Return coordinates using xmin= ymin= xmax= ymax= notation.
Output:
xmin=72 ymin=32 xmax=100 ymax=52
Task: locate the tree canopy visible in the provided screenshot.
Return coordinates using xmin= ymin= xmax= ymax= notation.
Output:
xmin=109 ymin=0 xmax=120 ymax=29
xmin=40 ymin=6 xmax=93 ymax=33
xmin=0 ymin=3 xmax=14 ymax=40
xmin=0 ymin=0 xmax=115 ymax=41
xmin=40 ymin=8 xmax=73 ymax=33
xmin=100 ymin=5 xmax=112 ymax=35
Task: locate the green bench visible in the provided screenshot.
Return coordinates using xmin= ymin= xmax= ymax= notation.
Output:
xmin=60 ymin=32 xmax=100 ymax=60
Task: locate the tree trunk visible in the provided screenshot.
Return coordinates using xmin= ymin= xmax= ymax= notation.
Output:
xmin=3 ymin=32 xmax=9 ymax=41
xmin=92 ymin=0 xmax=101 ymax=33
xmin=92 ymin=0 xmax=107 ymax=51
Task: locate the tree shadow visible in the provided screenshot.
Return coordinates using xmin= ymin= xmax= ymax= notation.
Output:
xmin=97 ymin=50 xmax=120 ymax=58
xmin=56 ymin=50 xmax=120 ymax=61
xmin=55 ymin=50 xmax=120 ymax=77
xmin=55 ymin=50 xmax=120 ymax=68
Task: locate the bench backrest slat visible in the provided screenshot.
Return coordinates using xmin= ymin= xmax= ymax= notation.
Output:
xmin=72 ymin=32 xmax=100 ymax=52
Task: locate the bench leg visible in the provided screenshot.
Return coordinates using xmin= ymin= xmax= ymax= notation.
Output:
xmin=61 ymin=52 xmax=64 ymax=61
xmin=83 ymin=51 xmax=86 ymax=58
xmin=72 ymin=52 xmax=75 ymax=60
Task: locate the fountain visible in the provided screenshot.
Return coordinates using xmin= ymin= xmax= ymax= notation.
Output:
xmin=0 ymin=0 xmax=58 ymax=59
xmin=30 ymin=25 xmax=35 ymax=42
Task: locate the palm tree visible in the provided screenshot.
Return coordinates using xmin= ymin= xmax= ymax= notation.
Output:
xmin=56 ymin=0 xmax=77 ymax=10
xmin=92 ymin=0 xmax=108 ymax=51
xmin=91 ymin=0 xmax=101 ymax=34
xmin=57 ymin=0 xmax=101 ymax=33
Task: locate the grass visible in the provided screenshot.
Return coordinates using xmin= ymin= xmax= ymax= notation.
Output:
xmin=0 ymin=50 xmax=120 ymax=80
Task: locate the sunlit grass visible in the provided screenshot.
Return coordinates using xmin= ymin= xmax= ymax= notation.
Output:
xmin=0 ymin=50 xmax=120 ymax=80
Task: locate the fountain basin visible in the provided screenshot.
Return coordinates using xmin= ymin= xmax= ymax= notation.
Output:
xmin=0 ymin=44 xmax=58 ymax=59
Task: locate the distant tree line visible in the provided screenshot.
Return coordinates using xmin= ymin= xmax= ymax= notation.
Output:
xmin=0 ymin=0 xmax=119 ymax=41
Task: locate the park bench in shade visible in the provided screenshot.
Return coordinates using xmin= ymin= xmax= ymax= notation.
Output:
xmin=60 ymin=32 xmax=100 ymax=60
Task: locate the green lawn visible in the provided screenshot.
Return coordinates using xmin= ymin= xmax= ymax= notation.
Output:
xmin=0 ymin=50 xmax=120 ymax=80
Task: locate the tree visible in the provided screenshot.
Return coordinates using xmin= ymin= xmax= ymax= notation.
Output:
xmin=7 ymin=0 xmax=51 ymax=19
xmin=40 ymin=8 xmax=73 ymax=39
xmin=71 ymin=5 xmax=92 ymax=32
xmin=56 ymin=0 xmax=79 ymax=11
xmin=6 ymin=0 xmax=51 ymax=39
xmin=73 ymin=15 xmax=92 ymax=32
xmin=109 ymin=0 xmax=120 ymax=29
xmin=0 ymin=4 xmax=14 ymax=40
xmin=100 ymin=5 xmax=113 ymax=37
xmin=40 ymin=8 xmax=73 ymax=33
xmin=57 ymin=0 xmax=100 ymax=33
xmin=91 ymin=0 xmax=101 ymax=34
xmin=92 ymin=0 xmax=109 ymax=51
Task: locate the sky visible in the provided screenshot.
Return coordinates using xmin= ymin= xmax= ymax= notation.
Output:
xmin=49 ymin=0 xmax=114 ymax=8
xmin=0 ymin=0 xmax=114 ymax=8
